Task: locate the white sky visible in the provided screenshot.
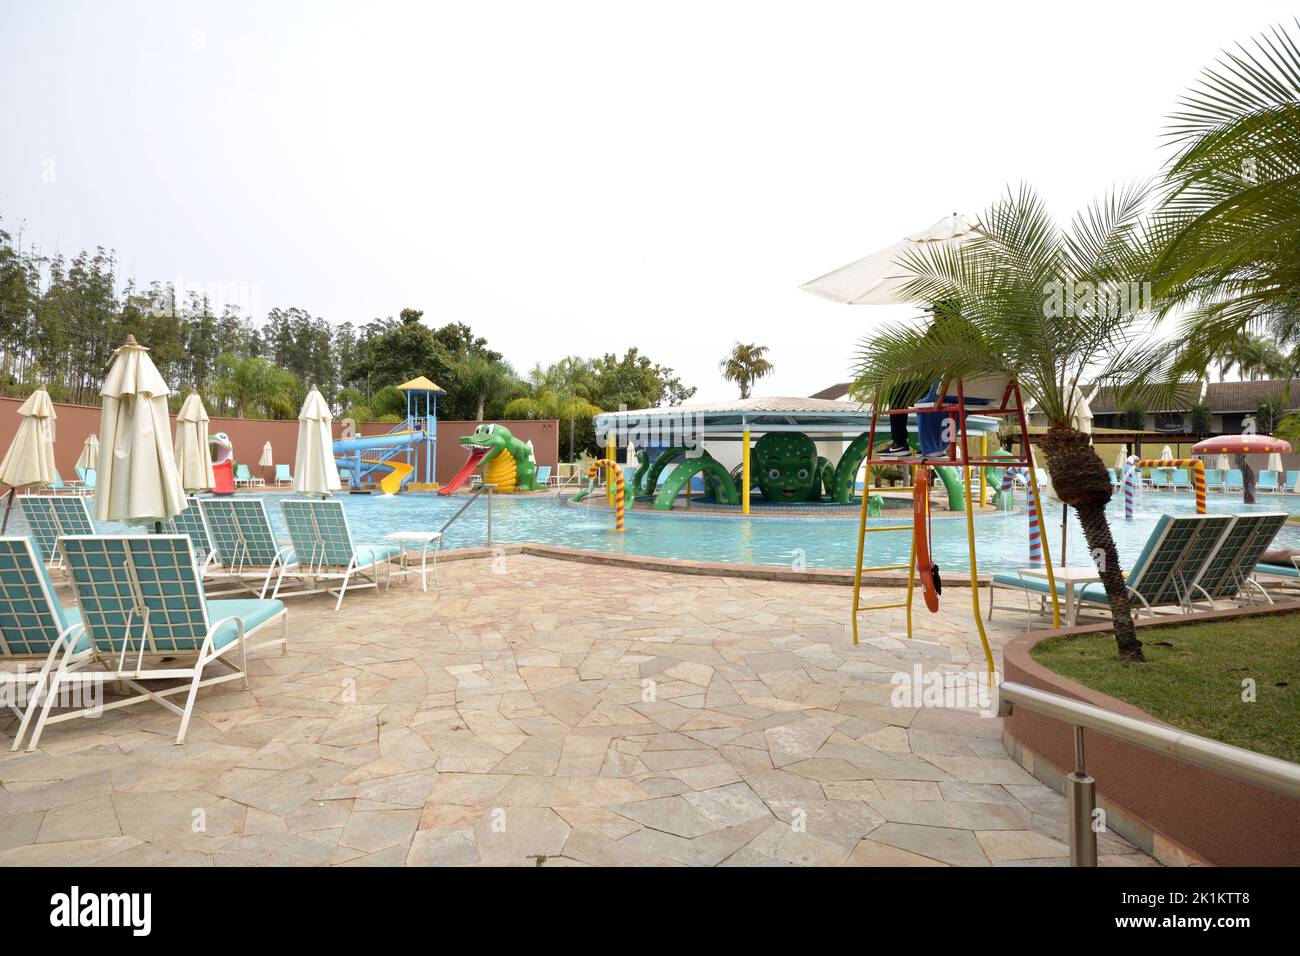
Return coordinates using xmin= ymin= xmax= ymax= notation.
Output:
xmin=1 ymin=1 xmax=1293 ymax=400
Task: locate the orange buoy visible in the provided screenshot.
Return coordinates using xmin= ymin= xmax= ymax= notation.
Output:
xmin=913 ymin=465 xmax=941 ymax=613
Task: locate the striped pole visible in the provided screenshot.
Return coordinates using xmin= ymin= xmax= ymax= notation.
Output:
xmin=1123 ymin=467 xmax=1135 ymax=520
xmin=589 ymin=458 xmax=624 ymax=531
xmin=1027 ymin=487 xmax=1042 ymax=564
xmin=1133 ymin=459 xmax=1206 ymax=515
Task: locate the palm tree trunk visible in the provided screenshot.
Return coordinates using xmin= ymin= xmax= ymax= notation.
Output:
xmin=1072 ymin=499 xmax=1143 ymax=661
xmin=1039 ymin=424 xmax=1144 ymax=662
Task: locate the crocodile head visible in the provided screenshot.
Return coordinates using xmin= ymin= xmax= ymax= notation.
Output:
xmin=458 ymin=422 xmax=517 ymax=471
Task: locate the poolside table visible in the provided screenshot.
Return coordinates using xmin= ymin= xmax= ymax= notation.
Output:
xmin=1018 ymin=565 xmax=1100 ymax=627
xmin=384 ymin=530 xmax=442 ymax=591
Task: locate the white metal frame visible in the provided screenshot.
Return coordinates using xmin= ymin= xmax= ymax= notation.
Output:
xmin=198 ymin=497 xmax=298 ymax=598
xmin=272 ymin=500 xmax=397 ymax=611
xmin=385 ymin=531 xmax=442 ymax=591
xmin=22 ymin=534 xmax=289 ymax=750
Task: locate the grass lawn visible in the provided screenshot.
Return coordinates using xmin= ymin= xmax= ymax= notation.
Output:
xmin=1030 ymin=614 xmax=1299 ymax=763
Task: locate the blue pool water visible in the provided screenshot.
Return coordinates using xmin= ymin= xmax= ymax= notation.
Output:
xmin=16 ymin=489 xmax=1300 ymax=573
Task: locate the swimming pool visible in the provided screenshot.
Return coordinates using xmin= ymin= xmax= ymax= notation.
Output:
xmin=19 ymin=488 xmax=1297 ymax=574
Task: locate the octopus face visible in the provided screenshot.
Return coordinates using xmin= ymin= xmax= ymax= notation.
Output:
xmin=753 ymin=432 xmax=819 ymax=502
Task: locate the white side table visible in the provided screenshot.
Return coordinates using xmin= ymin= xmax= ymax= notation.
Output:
xmin=384 ymin=531 xmax=442 ymax=591
xmin=1018 ymin=566 xmax=1100 ymax=627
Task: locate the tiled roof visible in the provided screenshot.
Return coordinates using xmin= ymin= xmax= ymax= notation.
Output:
xmin=1089 ymin=379 xmax=1295 ymax=414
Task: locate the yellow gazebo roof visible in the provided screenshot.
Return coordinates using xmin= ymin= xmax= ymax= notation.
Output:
xmin=396 ymin=376 xmax=446 ymax=393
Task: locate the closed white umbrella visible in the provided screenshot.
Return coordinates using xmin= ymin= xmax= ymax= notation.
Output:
xmin=1160 ymin=444 xmax=1174 ymax=462
xmin=259 ymin=441 xmax=273 ymax=468
xmin=174 ymin=390 xmax=215 ymax=493
xmin=97 ymin=335 xmax=186 ymax=528
xmin=1112 ymin=445 xmax=1128 ymax=471
xmin=76 ymin=433 xmax=99 ymax=473
xmin=0 ymin=387 xmax=58 ymax=532
xmin=1216 ymin=453 xmax=1230 ymax=472
xmin=1267 ymin=451 xmax=1284 ymax=474
xmin=294 ymin=385 xmax=341 ymax=498
xmin=801 ymin=214 xmax=984 ymax=305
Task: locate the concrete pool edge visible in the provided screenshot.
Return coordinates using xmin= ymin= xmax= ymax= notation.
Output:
xmin=422 ymin=541 xmax=992 ymax=587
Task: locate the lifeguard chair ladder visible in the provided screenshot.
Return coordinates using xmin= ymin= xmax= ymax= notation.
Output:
xmin=851 ymin=378 xmax=1061 ymax=676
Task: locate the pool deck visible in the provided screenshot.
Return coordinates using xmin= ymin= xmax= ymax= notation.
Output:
xmin=0 ymin=555 xmax=1157 ymax=867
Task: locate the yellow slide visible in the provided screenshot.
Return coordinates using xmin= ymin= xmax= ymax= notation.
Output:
xmin=362 ymin=458 xmax=415 ymax=495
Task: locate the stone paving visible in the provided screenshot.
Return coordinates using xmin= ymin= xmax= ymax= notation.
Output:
xmin=0 ymin=554 xmax=1155 ymax=867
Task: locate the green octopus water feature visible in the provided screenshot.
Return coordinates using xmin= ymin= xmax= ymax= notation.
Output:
xmin=752 ymin=432 xmax=832 ymax=502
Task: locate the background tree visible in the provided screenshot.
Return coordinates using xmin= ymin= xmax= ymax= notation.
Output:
xmin=719 ymin=342 xmax=773 ymax=399
xmin=1154 ymin=21 xmax=1300 ymax=377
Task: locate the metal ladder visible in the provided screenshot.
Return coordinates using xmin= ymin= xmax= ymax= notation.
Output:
xmin=850 ymin=378 xmax=1060 ymax=675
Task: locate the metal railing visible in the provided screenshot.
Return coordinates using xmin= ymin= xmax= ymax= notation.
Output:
xmin=996 ymin=681 xmax=1300 ymax=866
xmin=438 ymin=483 xmax=496 ymax=546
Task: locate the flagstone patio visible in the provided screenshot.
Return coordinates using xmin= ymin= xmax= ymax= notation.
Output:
xmin=0 ymin=554 xmax=1155 ymax=866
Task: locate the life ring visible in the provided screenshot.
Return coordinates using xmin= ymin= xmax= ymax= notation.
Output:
xmin=913 ymin=465 xmax=941 ymax=612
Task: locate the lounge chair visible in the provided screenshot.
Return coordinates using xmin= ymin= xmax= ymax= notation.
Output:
xmin=536 ymin=465 xmax=552 ymax=486
xmin=164 ymin=497 xmax=217 ymax=577
xmin=75 ymin=466 xmax=97 ymax=490
xmin=24 ymin=534 xmax=288 ymax=749
xmin=198 ymin=497 xmax=296 ymax=597
xmin=273 ymin=499 xmax=400 ymax=610
xmin=1073 ymin=514 xmax=1234 ymax=616
xmin=1150 ymin=468 xmax=1172 ymax=491
xmin=234 ymin=464 xmax=264 ymax=488
xmin=275 ymin=464 xmax=292 ymax=487
xmin=0 ymin=537 xmax=96 ymax=750
xmin=1170 ymin=468 xmax=1191 ymax=491
xmin=1225 ymin=469 xmax=1244 ymax=490
xmin=1189 ymin=513 xmax=1288 ymax=606
xmin=1285 ymin=470 xmax=1299 ymax=493
xmin=1106 ymin=467 xmax=1119 ymax=488
xmin=1202 ymin=468 xmax=1223 ymax=491
xmin=988 ymin=514 xmax=1234 ymax=627
xmin=1257 ymin=470 xmax=1280 ymax=493
xmin=18 ymin=494 xmax=94 ymax=569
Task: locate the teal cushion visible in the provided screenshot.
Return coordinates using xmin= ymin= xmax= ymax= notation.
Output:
xmin=992 ymin=571 xmax=1069 ymax=595
xmin=57 ymin=606 xmax=94 ymax=653
xmin=352 ymin=543 xmax=403 ymax=567
xmin=1255 ymin=562 xmax=1298 ymax=579
xmin=206 ymin=598 xmax=286 ymax=649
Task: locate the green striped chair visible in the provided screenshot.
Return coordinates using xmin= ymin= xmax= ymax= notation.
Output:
xmin=274 ymin=499 xmax=401 ymax=610
xmin=1188 ymin=513 xmax=1287 ymax=605
xmin=198 ymin=497 xmax=297 ymax=597
xmin=28 ymin=534 xmax=288 ymax=749
xmin=0 ymin=537 xmax=96 ymax=750
xmin=1073 ymin=514 xmax=1233 ymax=616
xmin=164 ymin=497 xmax=217 ymax=578
xmin=19 ymin=493 xmax=94 ymax=569
xmin=988 ymin=514 xmax=1234 ymax=627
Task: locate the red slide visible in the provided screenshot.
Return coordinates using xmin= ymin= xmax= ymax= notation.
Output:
xmin=437 ymin=446 xmax=490 ymax=495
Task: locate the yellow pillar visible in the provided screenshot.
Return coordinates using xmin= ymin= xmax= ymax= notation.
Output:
xmin=742 ymin=428 xmax=751 ymax=515
xmin=605 ymin=434 xmax=616 ymax=503
xmin=979 ymin=435 xmax=988 ymax=506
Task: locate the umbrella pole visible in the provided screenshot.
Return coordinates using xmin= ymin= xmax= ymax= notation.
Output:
xmin=1 ymin=488 xmax=14 ymax=534
xmin=1061 ymin=504 xmax=1068 ymax=564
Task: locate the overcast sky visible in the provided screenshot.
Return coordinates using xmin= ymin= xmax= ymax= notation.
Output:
xmin=1 ymin=1 xmax=1293 ymax=400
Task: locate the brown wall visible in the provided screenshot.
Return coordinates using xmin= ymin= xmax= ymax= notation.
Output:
xmin=0 ymin=396 xmax=559 ymax=489
xmin=1003 ymin=613 xmax=1300 ymax=866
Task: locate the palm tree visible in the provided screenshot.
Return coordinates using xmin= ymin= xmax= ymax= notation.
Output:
xmin=852 ymin=184 xmax=1170 ymax=662
xmin=505 ymin=357 xmax=600 ymax=461
xmin=1152 ymin=21 xmax=1300 ymax=375
xmin=455 ymin=355 xmax=517 ymax=421
xmin=720 ymin=343 xmax=774 ymax=399
xmin=214 ymin=353 xmax=298 ymax=418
